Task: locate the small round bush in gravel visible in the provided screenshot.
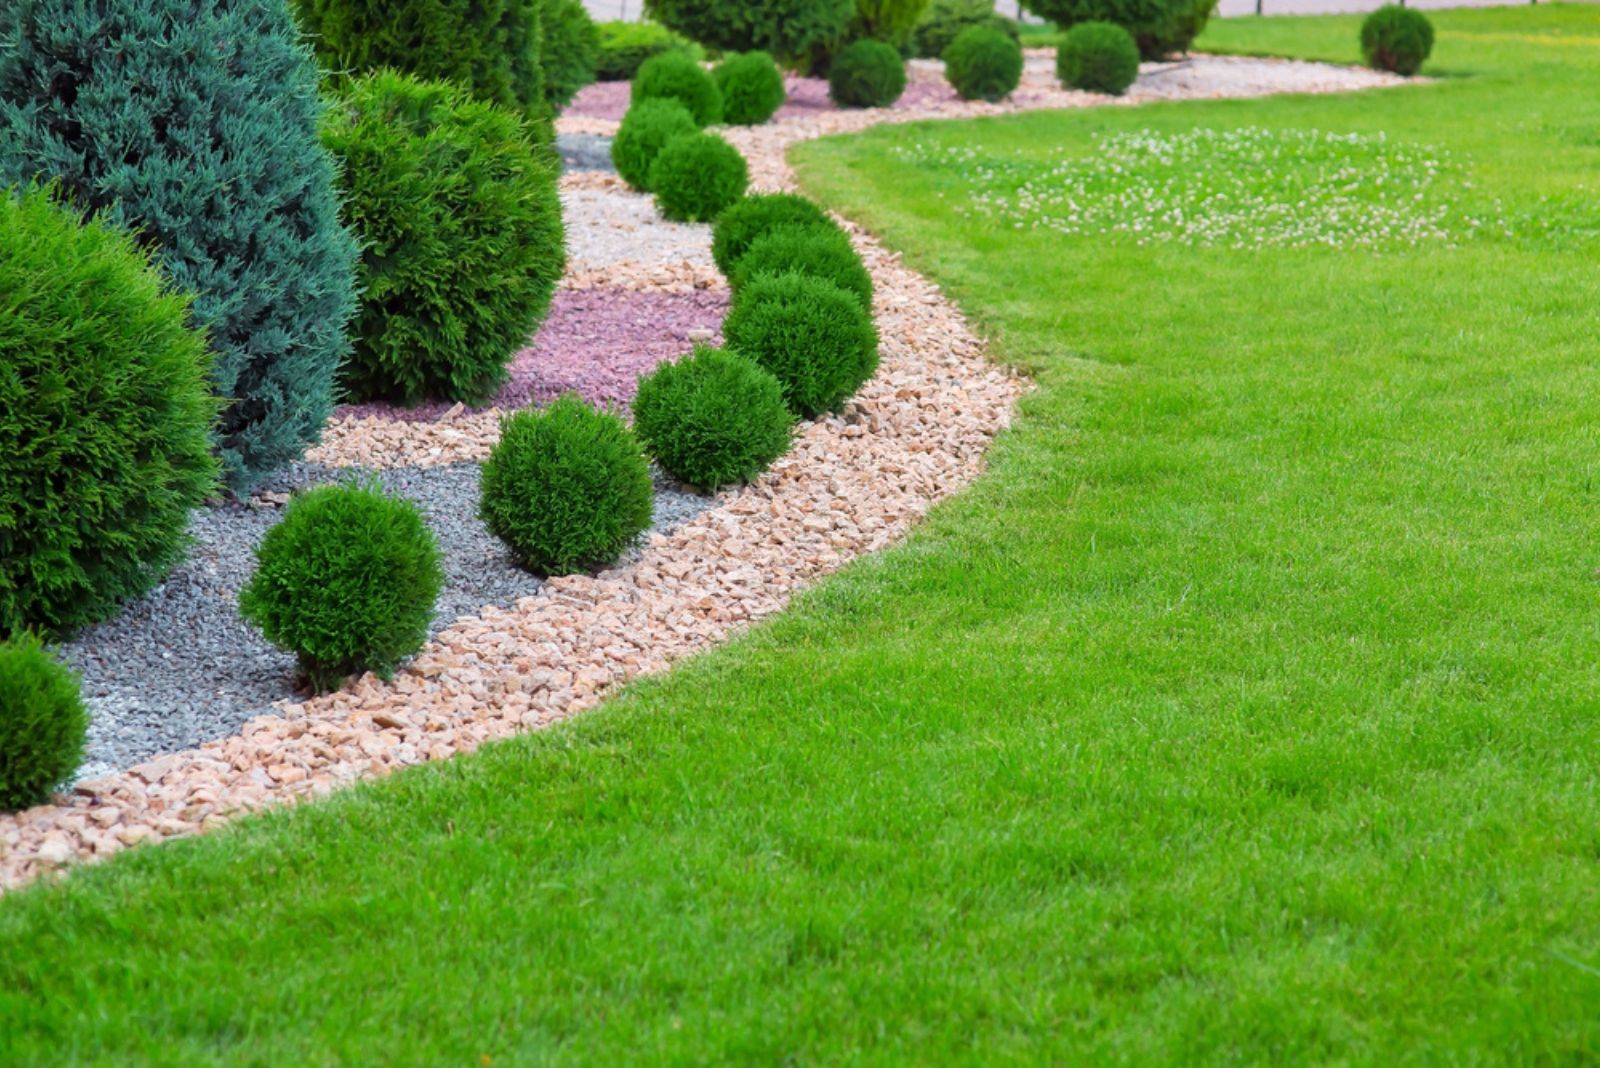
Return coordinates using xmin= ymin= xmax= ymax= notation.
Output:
xmin=713 ymin=51 xmax=787 ymax=125
xmin=480 ymin=395 xmax=654 ymax=575
xmin=239 ymin=482 xmax=445 ymax=694
xmin=0 ymin=634 xmax=88 ymax=811
xmin=650 ymin=132 xmax=750 ymax=222
xmin=711 ymin=192 xmax=840 ymax=276
xmin=732 ymin=224 xmax=874 ymax=309
xmin=633 ymin=346 xmax=793 ymax=489
xmin=1361 ymin=5 xmax=1433 ymax=77
xmin=723 ymin=272 xmax=880 ymax=418
xmin=944 ymin=25 xmax=1023 ymax=102
xmin=828 ymin=39 xmax=908 ymax=108
xmin=612 ymin=98 xmax=701 ymax=190
xmin=915 ymin=0 xmax=1019 ymax=59
xmin=631 ymin=51 xmax=723 ymax=126
xmin=1057 ymin=21 xmax=1140 ymax=96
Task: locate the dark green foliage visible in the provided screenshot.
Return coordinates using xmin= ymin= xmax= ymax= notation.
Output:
xmin=1057 ymin=21 xmax=1140 ymax=94
xmin=732 ymin=225 xmax=874 ymax=309
xmin=1361 ymin=6 xmax=1434 ymax=76
xmin=632 ymin=346 xmax=793 ymax=490
xmin=852 ymin=0 xmax=934 ymax=49
xmin=0 ymin=634 xmax=88 ymax=811
xmin=323 ymin=73 xmax=565 ymax=407
xmin=1023 ymin=0 xmax=1215 ymax=59
xmin=722 ymin=273 xmax=880 ymax=417
xmin=711 ymin=193 xmax=840 ymax=276
xmin=479 ymin=396 xmax=654 ymax=575
xmin=0 ymin=0 xmax=359 ymax=496
xmin=944 ymin=25 xmax=1024 ymax=101
xmin=541 ymin=0 xmax=601 ymax=107
xmin=632 ymin=52 xmax=724 ymax=126
xmin=713 ymin=53 xmax=788 ymax=125
xmin=239 ymin=482 xmax=444 ymax=694
xmin=595 ymin=21 xmax=702 ymax=81
xmin=914 ymin=0 xmax=1019 ymax=59
xmin=829 ymin=39 xmax=908 ymax=108
xmin=644 ymin=0 xmax=855 ymax=62
xmin=612 ymin=99 xmax=701 ymax=191
xmin=650 ymin=133 xmax=750 ymax=222
xmin=0 ymin=188 xmax=219 ymax=640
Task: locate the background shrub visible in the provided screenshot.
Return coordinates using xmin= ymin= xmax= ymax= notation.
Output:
xmin=0 ymin=188 xmax=219 ymax=640
xmin=632 ymin=52 xmax=724 ymax=126
xmin=1058 ymin=21 xmax=1141 ymax=94
xmin=239 ymin=482 xmax=444 ymax=694
xmin=829 ymin=39 xmax=909 ymax=108
xmin=714 ymin=52 xmax=788 ymax=125
xmin=0 ymin=0 xmax=359 ymax=496
xmin=324 ymin=73 xmax=565 ymax=407
xmin=596 ymin=21 xmax=702 ymax=81
xmin=723 ymin=273 xmax=880 ymax=417
xmin=633 ymin=347 xmax=793 ymax=489
xmin=712 ymin=193 xmax=839 ymax=276
xmin=541 ymin=0 xmax=601 ymax=107
xmin=732 ymin=225 xmax=874 ymax=309
xmin=1022 ymin=0 xmax=1216 ymax=59
xmin=914 ymin=0 xmax=1019 ymax=58
xmin=612 ymin=99 xmax=701 ymax=190
xmin=0 ymin=634 xmax=88 ymax=812
xmin=644 ymin=0 xmax=854 ymax=63
xmin=944 ymin=25 xmax=1024 ymax=101
xmin=1361 ymin=6 xmax=1434 ymax=76
xmin=480 ymin=396 xmax=654 ymax=575
xmin=852 ymin=0 xmax=935 ymax=50
xmin=650 ymin=133 xmax=750 ymax=222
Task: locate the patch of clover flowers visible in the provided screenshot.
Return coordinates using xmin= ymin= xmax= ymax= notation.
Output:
xmin=898 ymin=127 xmax=1509 ymax=250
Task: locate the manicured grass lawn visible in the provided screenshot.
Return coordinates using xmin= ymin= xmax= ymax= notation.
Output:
xmin=7 ymin=6 xmax=1600 ymax=1062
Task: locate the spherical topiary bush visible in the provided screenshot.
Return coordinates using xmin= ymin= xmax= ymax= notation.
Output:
xmin=0 ymin=634 xmax=88 ymax=812
xmin=1057 ymin=21 xmax=1140 ymax=95
xmin=650 ymin=133 xmax=750 ymax=222
xmin=713 ymin=52 xmax=787 ymax=125
xmin=632 ymin=52 xmax=724 ymax=126
xmin=723 ymin=273 xmax=880 ymax=418
xmin=711 ymin=193 xmax=841 ymax=277
xmin=323 ymin=73 xmax=565 ymax=408
xmin=643 ymin=0 xmax=854 ymax=63
xmin=541 ymin=0 xmax=602 ymax=107
xmin=1360 ymin=5 xmax=1434 ymax=76
xmin=828 ymin=39 xmax=909 ymax=108
xmin=915 ymin=0 xmax=1019 ymax=59
xmin=612 ymin=99 xmax=701 ymax=191
xmin=633 ymin=346 xmax=793 ymax=489
xmin=0 ymin=188 xmax=220 ymax=640
xmin=239 ymin=482 xmax=444 ymax=694
xmin=480 ymin=396 xmax=654 ymax=575
xmin=732 ymin=225 xmax=874 ymax=310
xmin=944 ymin=25 xmax=1024 ymax=101
xmin=1022 ymin=0 xmax=1214 ymax=59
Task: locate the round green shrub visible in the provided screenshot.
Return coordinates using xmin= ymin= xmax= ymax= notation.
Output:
xmin=643 ymin=0 xmax=854 ymax=63
xmin=711 ymin=193 xmax=839 ymax=276
xmin=480 ymin=396 xmax=654 ymax=575
xmin=1057 ymin=21 xmax=1140 ymax=95
xmin=944 ymin=25 xmax=1024 ymax=102
xmin=0 ymin=187 xmax=220 ymax=640
xmin=1360 ymin=5 xmax=1433 ymax=76
xmin=914 ymin=0 xmax=1019 ymax=59
xmin=597 ymin=20 xmax=702 ymax=81
xmin=631 ymin=51 xmax=723 ymax=126
xmin=828 ymin=39 xmax=908 ymax=108
xmin=732 ymin=225 xmax=874 ymax=310
xmin=650 ymin=133 xmax=750 ymax=222
xmin=541 ymin=0 xmax=601 ymax=107
xmin=1022 ymin=0 xmax=1214 ymax=59
xmin=0 ymin=634 xmax=88 ymax=811
xmin=713 ymin=52 xmax=787 ymax=125
xmin=633 ymin=346 xmax=793 ymax=489
xmin=723 ymin=273 xmax=880 ymax=418
xmin=612 ymin=99 xmax=701 ymax=191
xmin=239 ymin=482 xmax=444 ymax=694
xmin=323 ymin=72 xmax=565 ymax=407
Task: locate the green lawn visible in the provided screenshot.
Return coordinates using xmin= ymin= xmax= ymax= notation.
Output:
xmin=7 ymin=6 xmax=1600 ymax=1063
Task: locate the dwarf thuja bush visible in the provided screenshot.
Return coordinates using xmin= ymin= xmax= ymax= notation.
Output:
xmin=723 ymin=273 xmax=880 ymax=417
xmin=1024 ymin=0 xmax=1213 ymax=58
xmin=1361 ymin=6 xmax=1434 ymax=76
xmin=650 ymin=133 xmax=750 ymax=222
xmin=480 ymin=396 xmax=654 ymax=575
xmin=914 ymin=0 xmax=1019 ymax=58
xmin=714 ymin=53 xmax=787 ymax=125
xmin=1058 ymin=21 xmax=1140 ymax=94
xmin=633 ymin=347 xmax=793 ymax=489
xmin=829 ymin=39 xmax=908 ymax=108
xmin=632 ymin=52 xmax=724 ymax=126
xmin=733 ymin=225 xmax=874 ymax=309
xmin=711 ymin=193 xmax=840 ymax=276
xmin=324 ymin=73 xmax=565 ymax=407
xmin=0 ymin=634 xmax=88 ymax=812
xmin=239 ymin=482 xmax=444 ymax=694
xmin=612 ymin=99 xmax=701 ymax=190
xmin=0 ymin=0 xmax=358 ymax=496
xmin=596 ymin=21 xmax=701 ymax=81
xmin=644 ymin=0 xmax=854 ymax=63
xmin=541 ymin=0 xmax=601 ymax=107
xmin=0 ymin=188 xmax=219 ymax=639
xmin=945 ymin=25 xmax=1024 ymax=101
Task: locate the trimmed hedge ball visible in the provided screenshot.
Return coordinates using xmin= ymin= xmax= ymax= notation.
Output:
xmin=1057 ymin=21 xmax=1140 ymax=96
xmin=713 ymin=51 xmax=787 ymax=125
xmin=633 ymin=346 xmax=793 ymax=489
xmin=480 ymin=395 xmax=654 ymax=575
xmin=828 ymin=39 xmax=907 ymax=109
xmin=944 ymin=25 xmax=1023 ymax=102
xmin=238 ymin=481 xmax=444 ymax=694
xmin=915 ymin=0 xmax=1020 ymax=59
xmin=0 ymin=634 xmax=88 ymax=812
xmin=650 ymin=132 xmax=749 ymax=222
xmin=1361 ymin=5 xmax=1433 ymax=76
xmin=612 ymin=98 xmax=700 ymax=190
xmin=732 ymin=224 xmax=873 ymax=309
xmin=723 ymin=272 xmax=880 ymax=418
xmin=710 ymin=192 xmax=839 ymax=277
xmin=631 ymin=51 xmax=723 ymax=126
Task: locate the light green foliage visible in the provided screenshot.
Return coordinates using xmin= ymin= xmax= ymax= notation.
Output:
xmin=0 ymin=634 xmax=88 ymax=812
